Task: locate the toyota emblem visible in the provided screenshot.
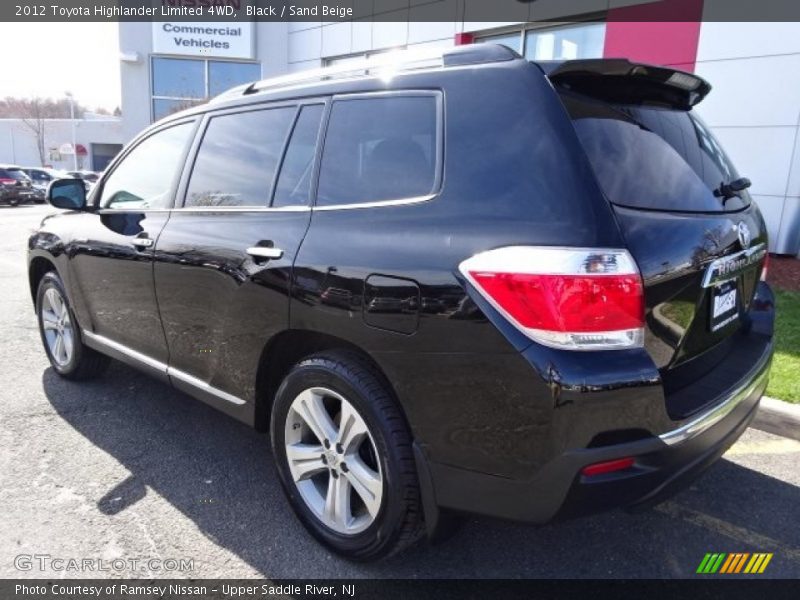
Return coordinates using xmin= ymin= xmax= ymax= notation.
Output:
xmin=737 ymin=222 xmax=752 ymax=249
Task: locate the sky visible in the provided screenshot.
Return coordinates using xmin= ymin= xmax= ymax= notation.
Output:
xmin=0 ymin=23 xmax=121 ymax=111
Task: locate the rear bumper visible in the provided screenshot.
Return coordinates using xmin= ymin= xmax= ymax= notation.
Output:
xmin=427 ymin=334 xmax=772 ymax=524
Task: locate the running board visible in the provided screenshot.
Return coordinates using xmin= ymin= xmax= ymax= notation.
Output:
xmin=81 ymin=330 xmax=253 ymax=424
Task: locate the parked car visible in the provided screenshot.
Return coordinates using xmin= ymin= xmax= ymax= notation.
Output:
xmin=65 ymin=170 xmax=99 ymax=193
xmin=28 ymin=45 xmax=773 ymax=561
xmin=21 ymin=167 xmax=65 ymax=203
xmin=0 ymin=166 xmax=35 ymax=206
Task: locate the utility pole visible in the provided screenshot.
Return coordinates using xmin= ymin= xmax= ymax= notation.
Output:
xmin=65 ymin=91 xmax=77 ymax=170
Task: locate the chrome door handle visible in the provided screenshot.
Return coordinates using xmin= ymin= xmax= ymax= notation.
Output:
xmin=247 ymin=246 xmax=283 ymax=260
xmin=131 ymin=237 xmax=154 ymax=249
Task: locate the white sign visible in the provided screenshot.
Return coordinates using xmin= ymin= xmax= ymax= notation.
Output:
xmin=58 ymin=143 xmax=74 ymax=155
xmin=152 ymin=22 xmax=254 ymax=59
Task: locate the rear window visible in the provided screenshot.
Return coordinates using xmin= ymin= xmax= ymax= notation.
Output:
xmin=559 ymin=90 xmax=749 ymax=212
xmin=317 ymin=95 xmax=439 ymax=207
xmin=1 ymin=168 xmax=28 ymax=181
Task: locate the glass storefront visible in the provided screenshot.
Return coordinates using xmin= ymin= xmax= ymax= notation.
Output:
xmin=479 ymin=22 xmax=606 ymax=61
xmin=151 ymin=57 xmax=261 ymax=121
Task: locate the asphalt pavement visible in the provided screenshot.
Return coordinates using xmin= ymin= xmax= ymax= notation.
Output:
xmin=1 ymin=203 xmax=798 ymax=579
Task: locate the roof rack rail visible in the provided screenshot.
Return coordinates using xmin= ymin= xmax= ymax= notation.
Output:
xmin=211 ymin=43 xmax=518 ymax=103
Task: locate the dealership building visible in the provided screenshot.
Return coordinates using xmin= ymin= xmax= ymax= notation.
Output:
xmin=5 ymin=0 xmax=800 ymax=254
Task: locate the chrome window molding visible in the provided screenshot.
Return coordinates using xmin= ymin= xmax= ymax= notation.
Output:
xmin=97 ymin=205 xmax=312 ymax=215
xmin=82 ymin=330 xmax=246 ymax=406
xmin=312 ymin=193 xmax=437 ymax=212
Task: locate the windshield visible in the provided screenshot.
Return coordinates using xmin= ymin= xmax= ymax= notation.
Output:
xmin=559 ymin=89 xmax=750 ymax=212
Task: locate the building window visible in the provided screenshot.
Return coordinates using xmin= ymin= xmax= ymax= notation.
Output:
xmin=478 ymin=32 xmax=523 ymax=54
xmin=525 ymin=23 xmax=605 ymax=60
xmin=151 ymin=57 xmax=261 ymax=122
xmin=478 ymin=22 xmax=606 ymax=61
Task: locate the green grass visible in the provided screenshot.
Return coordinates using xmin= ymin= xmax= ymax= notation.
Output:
xmin=766 ymin=289 xmax=800 ymax=404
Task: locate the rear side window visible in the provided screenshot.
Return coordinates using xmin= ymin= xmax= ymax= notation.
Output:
xmin=317 ymin=95 xmax=439 ymax=207
xmin=272 ymin=104 xmax=324 ymax=207
xmin=560 ymin=91 xmax=749 ymax=212
xmin=185 ymin=107 xmax=295 ymax=208
xmin=3 ymin=169 xmax=28 ymax=181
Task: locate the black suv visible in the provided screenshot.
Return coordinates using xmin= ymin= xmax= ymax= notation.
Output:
xmin=29 ymin=45 xmax=773 ymax=560
xmin=1 ymin=166 xmax=35 ymax=206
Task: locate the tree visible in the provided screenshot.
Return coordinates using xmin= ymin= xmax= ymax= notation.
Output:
xmin=5 ymin=98 xmax=47 ymax=166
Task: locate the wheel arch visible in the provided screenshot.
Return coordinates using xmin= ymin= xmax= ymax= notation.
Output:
xmin=28 ymin=255 xmax=57 ymax=307
xmin=253 ymin=329 xmax=405 ymax=434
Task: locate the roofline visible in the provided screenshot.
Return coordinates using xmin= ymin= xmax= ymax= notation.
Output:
xmin=211 ymin=43 xmax=519 ymax=103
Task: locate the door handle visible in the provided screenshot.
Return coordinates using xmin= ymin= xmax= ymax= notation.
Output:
xmin=247 ymin=246 xmax=283 ymax=260
xmin=131 ymin=237 xmax=154 ymax=249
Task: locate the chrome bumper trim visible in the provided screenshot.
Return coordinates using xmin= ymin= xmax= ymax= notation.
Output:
xmin=658 ymin=362 xmax=769 ymax=446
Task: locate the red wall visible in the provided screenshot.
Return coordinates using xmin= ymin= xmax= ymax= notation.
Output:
xmin=603 ymin=0 xmax=704 ymax=72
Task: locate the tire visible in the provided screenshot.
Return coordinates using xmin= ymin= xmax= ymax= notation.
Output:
xmin=36 ymin=271 xmax=109 ymax=380
xmin=271 ymin=351 xmax=424 ymax=560
xmin=9 ymin=199 xmax=18 ymax=207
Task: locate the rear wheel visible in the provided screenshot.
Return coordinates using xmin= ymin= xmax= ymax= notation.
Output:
xmin=271 ymin=351 xmax=424 ymax=560
xmin=36 ymin=271 xmax=109 ymax=380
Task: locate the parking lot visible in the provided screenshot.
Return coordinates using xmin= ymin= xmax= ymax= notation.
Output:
xmin=1 ymin=203 xmax=799 ymax=579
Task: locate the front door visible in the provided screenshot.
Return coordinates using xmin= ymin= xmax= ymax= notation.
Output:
xmin=69 ymin=119 xmax=197 ymax=368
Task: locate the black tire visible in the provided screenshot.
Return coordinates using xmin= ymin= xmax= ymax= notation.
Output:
xmin=36 ymin=271 xmax=109 ymax=380
xmin=9 ymin=199 xmax=19 ymax=207
xmin=271 ymin=350 xmax=424 ymax=560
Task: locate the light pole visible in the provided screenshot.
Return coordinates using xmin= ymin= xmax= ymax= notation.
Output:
xmin=65 ymin=91 xmax=77 ymax=170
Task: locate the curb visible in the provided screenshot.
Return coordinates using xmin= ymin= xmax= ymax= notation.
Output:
xmin=751 ymin=396 xmax=800 ymax=441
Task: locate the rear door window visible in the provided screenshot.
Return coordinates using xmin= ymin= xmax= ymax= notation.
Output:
xmin=559 ymin=90 xmax=749 ymax=212
xmin=185 ymin=106 xmax=295 ymax=208
xmin=272 ymin=104 xmax=324 ymax=208
xmin=316 ymin=94 xmax=440 ymax=207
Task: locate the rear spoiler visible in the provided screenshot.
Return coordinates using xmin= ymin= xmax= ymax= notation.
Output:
xmin=535 ymin=59 xmax=711 ymax=110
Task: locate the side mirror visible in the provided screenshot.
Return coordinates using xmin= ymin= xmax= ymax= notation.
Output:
xmin=48 ymin=178 xmax=87 ymax=210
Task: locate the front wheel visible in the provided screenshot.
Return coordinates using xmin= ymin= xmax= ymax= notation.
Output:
xmin=36 ymin=271 xmax=109 ymax=379
xmin=271 ymin=351 xmax=424 ymax=560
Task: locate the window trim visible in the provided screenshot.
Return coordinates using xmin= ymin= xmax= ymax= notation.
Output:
xmin=312 ymin=89 xmax=444 ymax=211
xmin=93 ymin=117 xmax=200 ymax=212
xmin=175 ymin=97 xmax=329 ymax=212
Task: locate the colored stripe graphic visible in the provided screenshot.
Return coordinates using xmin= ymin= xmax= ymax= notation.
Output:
xmin=734 ymin=553 xmax=750 ymax=573
xmin=744 ymin=553 xmax=774 ymax=574
xmin=699 ymin=553 xmax=774 ymax=574
xmin=720 ymin=554 xmax=736 ymax=573
xmin=698 ymin=553 xmax=728 ymax=573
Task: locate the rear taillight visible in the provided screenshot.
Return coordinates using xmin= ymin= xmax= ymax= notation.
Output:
xmin=459 ymin=247 xmax=645 ymax=350
xmin=761 ymin=252 xmax=769 ymax=282
xmin=0 ymin=178 xmax=16 ymax=185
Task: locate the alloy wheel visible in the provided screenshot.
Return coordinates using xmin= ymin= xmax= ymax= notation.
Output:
xmin=41 ymin=287 xmax=74 ymax=367
xmin=284 ymin=387 xmax=383 ymax=535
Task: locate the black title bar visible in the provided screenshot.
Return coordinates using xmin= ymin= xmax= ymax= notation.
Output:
xmin=5 ymin=0 xmax=800 ymax=22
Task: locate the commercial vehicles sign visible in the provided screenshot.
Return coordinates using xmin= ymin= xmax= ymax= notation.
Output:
xmin=152 ymin=22 xmax=254 ymax=59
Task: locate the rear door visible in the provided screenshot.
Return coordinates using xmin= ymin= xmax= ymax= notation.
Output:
xmin=551 ymin=64 xmax=768 ymax=401
xmin=153 ymin=100 xmax=325 ymax=413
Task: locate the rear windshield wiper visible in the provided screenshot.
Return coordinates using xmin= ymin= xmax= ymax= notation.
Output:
xmin=714 ymin=177 xmax=751 ymax=202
